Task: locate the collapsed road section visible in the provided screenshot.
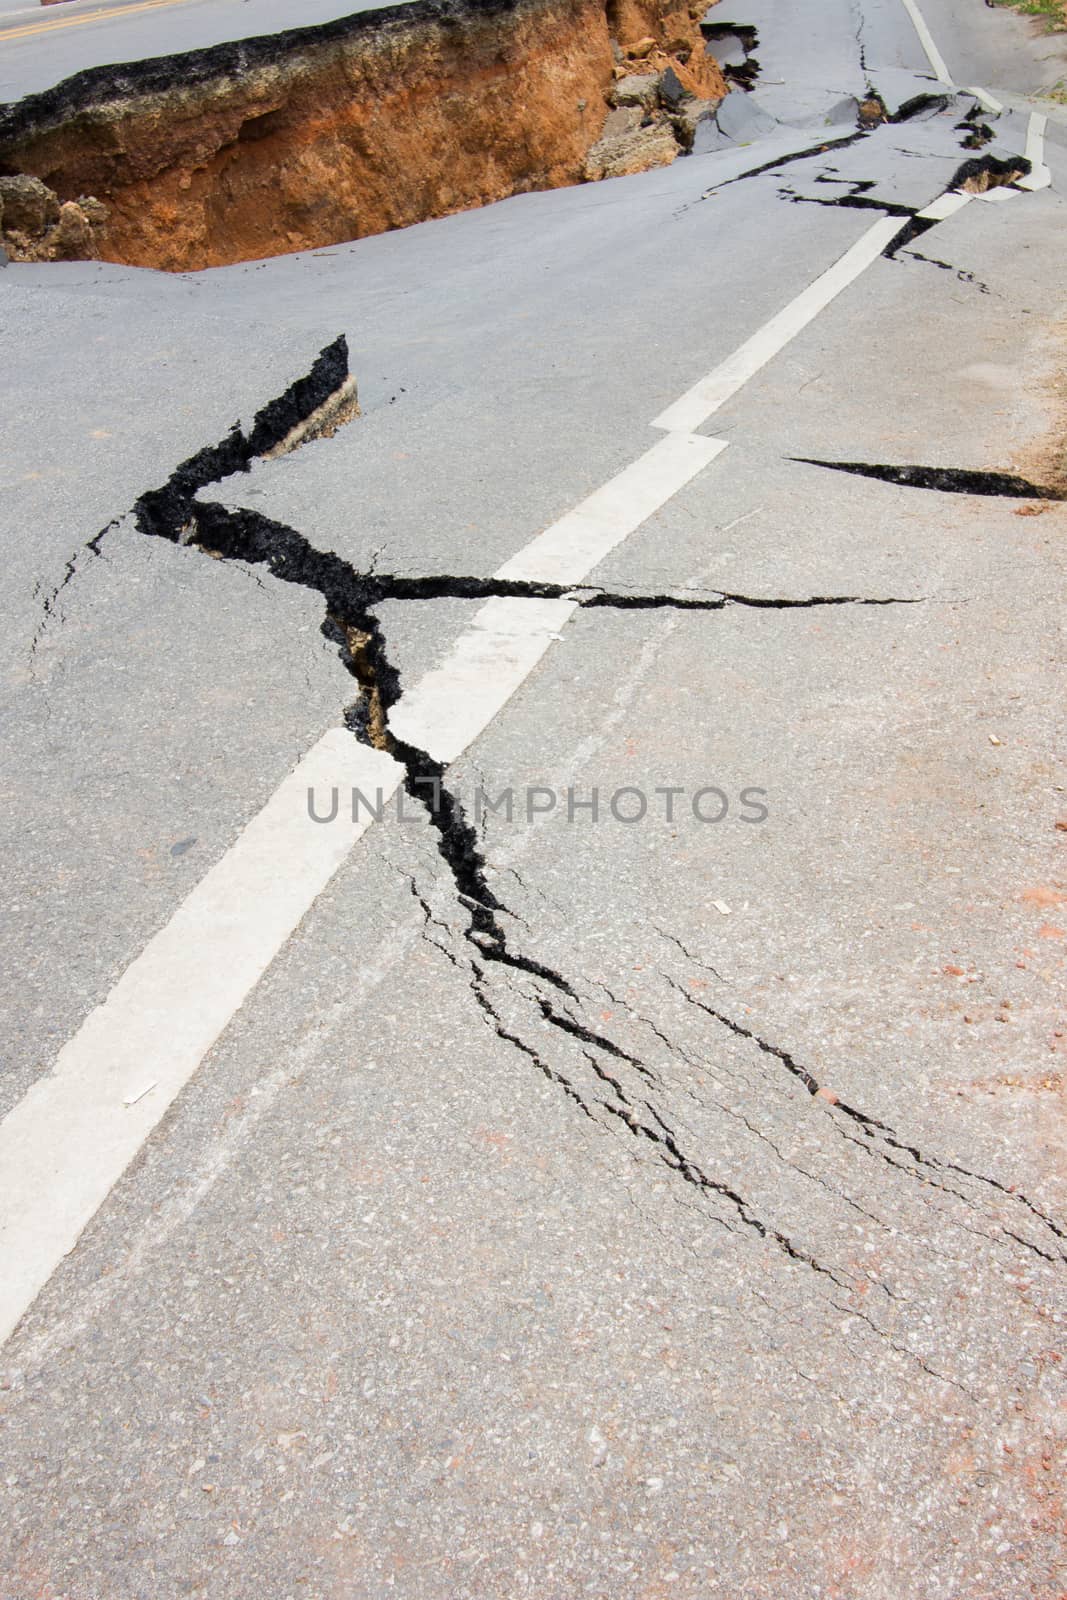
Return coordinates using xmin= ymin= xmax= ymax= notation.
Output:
xmin=0 ymin=0 xmax=727 ymax=270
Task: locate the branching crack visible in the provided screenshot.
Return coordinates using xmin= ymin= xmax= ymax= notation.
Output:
xmin=603 ymin=1096 xmax=853 ymax=1288
xmin=956 ymin=103 xmax=995 ymax=150
xmin=55 ymin=337 xmax=1062 ymax=1385
xmin=468 ymin=963 xmax=595 ymax=1120
xmin=665 ymin=977 xmax=1065 ymax=1263
xmin=537 ymin=999 xmax=659 ymax=1086
xmin=779 ymin=181 xmax=915 ymax=219
xmin=30 ymin=521 xmax=113 ymax=660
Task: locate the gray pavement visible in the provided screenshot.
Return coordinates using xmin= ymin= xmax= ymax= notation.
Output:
xmin=0 ymin=0 xmax=1065 ymax=1595
xmin=0 ymin=0 xmax=398 ymax=100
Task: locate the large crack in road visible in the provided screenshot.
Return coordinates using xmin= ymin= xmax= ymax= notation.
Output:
xmin=35 ymin=324 xmax=1065 ymax=1394
xmin=794 ymin=458 xmax=1066 ymax=498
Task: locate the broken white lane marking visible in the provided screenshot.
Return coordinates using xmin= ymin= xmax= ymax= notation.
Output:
xmin=972 ymin=111 xmax=1051 ymax=202
xmin=1019 ymin=112 xmax=1051 ymax=192
xmin=915 ymin=191 xmax=973 ymax=222
xmin=897 ymin=0 xmax=954 ymax=86
xmin=0 ymin=734 xmax=402 ymax=1347
xmin=393 ymin=434 xmax=726 ymax=763
xmin=390 ymin=596 xmax=579 ymax=765
xmin=967 ymin=87 xmax=1002 ymax=115
xmin=495 ymin=433 xmax=727 ymax=585
xmin=650 ymin=218 xmax=902 ymax=434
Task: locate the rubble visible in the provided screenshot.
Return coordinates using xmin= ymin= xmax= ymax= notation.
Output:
xmin=0 ymin=175 xmax=106 ymax=261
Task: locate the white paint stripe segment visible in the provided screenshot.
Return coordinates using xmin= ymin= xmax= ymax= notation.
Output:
xmin=393 ymin=432 xmax=726 ymax=762
xmin=389 ymin=596 xmax=578 ymax=764
xmin=650 ymin=217 xmax=902 ymax=434
xmin=1019 ymin=112 xmax=1051 ymax=191
xmin=0 ymin=733 xmax=403 ymax=1347
xmin=496 ymin=433 xmax=728 ymax=583
xmin=916 ymin=191 xmax=973 ymax=221
xmin=967 ymin=87 xmax=1002 ymax=114
xmin=898 ymin=0 xmax=954 ymax=85
xmin=1025 ymin=111 xmax=1047 ymax=164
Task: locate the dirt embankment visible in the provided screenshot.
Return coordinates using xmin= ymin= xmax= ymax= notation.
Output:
xmin=0 ymin=0 xmax=726 ymax=272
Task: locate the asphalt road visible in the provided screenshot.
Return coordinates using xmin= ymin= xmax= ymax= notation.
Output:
xmin=0 ymin=0 xmax=393 ymax=98
xmin=0 ymin=0 xmax=1065 ymax=1595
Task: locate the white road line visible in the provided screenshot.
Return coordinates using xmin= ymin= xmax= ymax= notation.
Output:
xmin=1019 ymin=111 xmax=1051 ymax=192
xmin=967 ymin=87 xmax=1003 ymax=114
xmin=0 ymin=734 xmax=403 ymax=1347
xmin=1025 ymin=110 xmax=1047 ymax=165
xmin=496 ymin=433 xmax=727 ymax=583
xmin=916 ymin=191 xmax=973 ymax=222
xmin=898 ymin=0 xmax=954 ymax=85
xmin=390 ymin=597 xmax=579 ymax=764
xmin=650 ymin=218 xmax=902 ymax=434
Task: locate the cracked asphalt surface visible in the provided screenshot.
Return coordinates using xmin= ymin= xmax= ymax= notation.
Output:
xmin=1 ymin=0 xmax=1066 ymax=1594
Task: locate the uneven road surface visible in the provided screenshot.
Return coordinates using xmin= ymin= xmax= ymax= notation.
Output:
xmin=1 ymin=0 xmax=1066 ymax=1594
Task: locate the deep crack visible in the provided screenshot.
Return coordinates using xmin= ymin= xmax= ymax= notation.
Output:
xmin=702 ymin=130 xmax=870 ymax=195
xmin=882 ymin=153 xmax=1031 ymax=257
xmin=779 ymin=182 xmax=915 ymax=219
xmin=793 ymin=458 xmax=1065 ymax=500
